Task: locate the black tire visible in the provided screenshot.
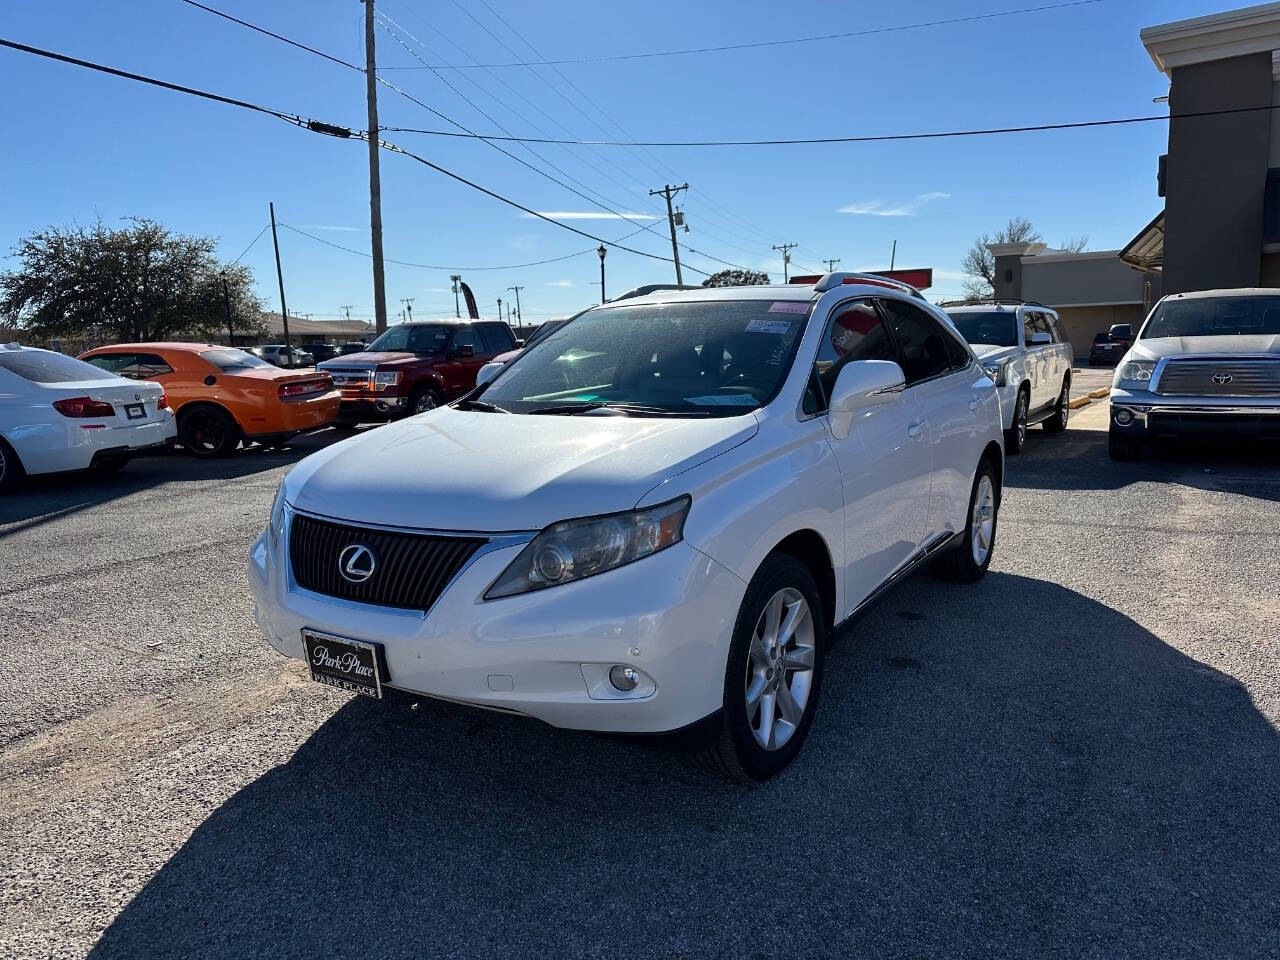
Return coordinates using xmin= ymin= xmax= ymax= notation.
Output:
xmin=1005 ymin=388 xmax=1029 ymax=454
xmin=409 ymin=386 xmax=443 ymax=416
xmin=1042 ymin=378 xmax=1070 ymax=433
xmin=1108 ymin=431 xmax=1142 ymax=461
xmin=933 ymin=457 xmax=1000 ymax=583
xmin=0 ymin=437 xmax=25 ymax=494
xmin=178 ymin=406 xmax=241 ymax=458
xmin=694 ymin=554 xmax=826 ymax=783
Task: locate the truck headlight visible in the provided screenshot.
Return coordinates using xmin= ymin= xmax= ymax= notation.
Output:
xmin=981 ymin=359 xmax=1009 ymax=387
xmin=485 ymin=496 xmax=691 ymax=599
xmin=1115 ymin=360 xmax=1156 ymax=388
xmin=373 ymin=371 xmax=402 ymax=391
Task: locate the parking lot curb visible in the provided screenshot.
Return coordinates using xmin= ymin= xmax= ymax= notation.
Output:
xmin=1068 ymin=396 xmax=1093 ymax=409
xmin=1088 ymin=388 xmax=1110 ymax=399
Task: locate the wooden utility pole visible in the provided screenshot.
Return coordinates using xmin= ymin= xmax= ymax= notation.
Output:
xmin=823 ymin=258 xmax=840 ymax=273
xmin=221 ymin=272 xmax=235 ymax=347
xmin=269 ymin=202 xmax=291 ymax=350
xmin=772 ymin=242 xmax=798 ymax=282
xmin=400 ymin=297 xmax=414 ymax=322
xmin=363 ymin=0 xmax=388 ymax=334
xmin=649 ymin=183 xmax=688 ymax=285
xmin=507 ymin=286 xmax=524 ymax=325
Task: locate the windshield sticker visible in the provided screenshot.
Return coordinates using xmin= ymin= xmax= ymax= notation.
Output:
xmin=746 ymin=317 xmax=795 ymax=334
xmin=767 ymin=301 xmax=809 ymax=315
xmin=686 ymin=394 xmax=759 ymax=406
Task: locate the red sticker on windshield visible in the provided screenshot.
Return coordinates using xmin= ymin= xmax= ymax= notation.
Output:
xmin=768 ymin=301 xmax=809 ymax=314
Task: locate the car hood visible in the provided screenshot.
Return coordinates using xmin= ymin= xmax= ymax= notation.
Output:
xmin=1129 ymin=334 xmax=1280 ymax=360
xmin=286 ymin=408 xmax=759 ymax=532
xmin=490 ymin=347 xmax=522 ymax=365
xmin=319 ymin=351 xmax=434 ymax=369
xmin=970 ymin=344 xmax=1019 ymax=362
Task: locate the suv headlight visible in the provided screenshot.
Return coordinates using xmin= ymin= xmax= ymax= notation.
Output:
xmin=1115 ymin=360 xmax=1156 ymax=388
xmin=485 ymin=496 xmax=691 ymax=599
xmin=373 ymin=371 xmax=401 ymax=391
xmin=266 ymin=480 xmax=289 ymax=547
xmin=981 ymin=358 xmax=1009 ymax=387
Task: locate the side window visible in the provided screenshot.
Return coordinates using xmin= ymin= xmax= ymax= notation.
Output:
xmin=813 ymin=299 xmax=896 ymax=403
xmin=877 ymin=298 xmax=955 ymax=385
xmin=1023 ymin=312 xmax=1038 ymax=347
xmin=124 ymin=353 xmax=174 ymax=378
xmin=450 ymin=326 xmax=481 ymax=356
xmin=1046 ymin=315 xmax=1063 ymax=343
xmin=940 ymin=328 xmax=971 ymax=370
xmin=479 ymin=324 xmax=514 ymax=354
xmin=84 ymin=353 xmax=136 ymax=374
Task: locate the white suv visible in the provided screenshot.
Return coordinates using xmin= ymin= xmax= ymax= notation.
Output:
xmin=943 ymin=302 xmax=1074 ymax=452
xmin=249 ymin=275 xmax=1004 ymax=780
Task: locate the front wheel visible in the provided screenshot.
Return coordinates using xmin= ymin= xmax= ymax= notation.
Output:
xmin=410 ymin=387 xmax=442 ymax=416
xmin=694 ymin=554 xmax=826 ymax=782
xmin=1043 ymin=378 xmax=1070 ymax=433
xmin=1005 ymin=390 xmax=1029 ymax=454
xmin=933 ymin=458 xmax=999 ymax=583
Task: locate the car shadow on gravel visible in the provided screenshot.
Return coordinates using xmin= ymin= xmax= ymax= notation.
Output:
xmin=1010 ymin=427 xmax=1280 ymax=501
xmin=0 ymin=427 xmax=354 ymax=533
xmin=88 ymin=573 xmax=1279 ymax=960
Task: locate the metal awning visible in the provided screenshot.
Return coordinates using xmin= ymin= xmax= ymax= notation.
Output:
xmin=1120 ymin=211 xmax=1164 ymax=272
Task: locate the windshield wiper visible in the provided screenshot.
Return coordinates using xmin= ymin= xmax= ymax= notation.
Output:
xmin=453 ymin=398 xmax=510 ymax=413
xmin=524 ymin=401 xmax=711 ymax=418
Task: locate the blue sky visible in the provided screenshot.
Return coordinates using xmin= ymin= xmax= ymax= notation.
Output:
xmin=0 ymin=0 xmax=1241 ymax=323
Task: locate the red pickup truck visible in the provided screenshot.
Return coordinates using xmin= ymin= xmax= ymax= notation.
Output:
xmin=317 ymin=319 xmax=517 ymax=423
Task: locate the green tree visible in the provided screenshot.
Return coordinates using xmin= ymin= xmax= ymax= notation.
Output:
xmin=0 ymin=218 xmax=264 ymax=344
xmin=702 ymin=268 xmax=770 ymax=288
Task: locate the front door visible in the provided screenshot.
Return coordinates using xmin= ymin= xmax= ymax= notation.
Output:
xmin=813 ymin=299 xmax=932 ymax=610
xmin=439 ymin=325 xmax=487 ymax=398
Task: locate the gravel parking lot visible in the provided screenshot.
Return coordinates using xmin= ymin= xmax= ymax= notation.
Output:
xmin=2 ymin=403 xmax=1278 ymax=960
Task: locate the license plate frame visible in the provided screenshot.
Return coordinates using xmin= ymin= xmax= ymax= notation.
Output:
xmin=124 ymin=403 xmax=146 ymax=420
xmin=300 ymin=629 xmax=386 ymax=699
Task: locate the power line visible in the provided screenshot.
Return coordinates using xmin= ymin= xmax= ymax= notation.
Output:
xmin=176 ymin=0 xmax=362 ymax=71
xmin=229 ymin=223 xmax=270 ymax=264
xmin=377 ymin=0 xmax=1106 ymax=69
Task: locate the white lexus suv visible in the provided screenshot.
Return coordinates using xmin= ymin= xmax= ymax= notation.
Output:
xmin=250 ymin=275 xmax=1004 ymax=780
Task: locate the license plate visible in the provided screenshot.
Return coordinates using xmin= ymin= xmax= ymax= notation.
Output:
xmin=124 ymin=403 xmax=146 ymax=420
xmin=301 ymin=630 xmax=385 ymax=698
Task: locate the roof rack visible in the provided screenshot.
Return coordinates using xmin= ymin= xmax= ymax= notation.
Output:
xmin=803 ymin=272 xmax=928 ymax=300
xmin=609 ymin=283 xmax=701 ymax=301
xmin=936 ymin=298 xmax=1047 ymax=308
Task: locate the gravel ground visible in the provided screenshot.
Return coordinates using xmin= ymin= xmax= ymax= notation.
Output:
xmin=1 ymin=418 xmax=1277 ymax=960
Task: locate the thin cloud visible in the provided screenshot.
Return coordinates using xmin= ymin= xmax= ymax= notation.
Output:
xmin=837 ymin=192 xmax=950 ymax=217
xmin=299 ymin=224 xmax=361 ymax=232
xmin=521 ymin=211 xmax=659 ymax=221
xmin=547 ymin=280 xmax=574 ymax=287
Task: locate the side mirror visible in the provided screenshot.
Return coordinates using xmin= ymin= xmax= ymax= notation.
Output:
xmin=475 ymin=362 xmax=502 ymax=387
xmin=827 ymin=359 xmax=905 ymax=439
xmin=1029 ymin=331 xmax=1052 ymax=345
xmin=451 ymin=344 xmax=475 ymax=360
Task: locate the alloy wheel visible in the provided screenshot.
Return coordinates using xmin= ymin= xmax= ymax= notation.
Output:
xmin=415 ymin=392 xmax=437 ymax=414
xmin=0 ymin=445 xmax=6 ymax=484
xmin=744 ymin=587 xmax=816 ymax=751
xmin=186 ymin=411 xmax=225 ymax=453
xmin=971 ymin=474 xmax=996 ymax=566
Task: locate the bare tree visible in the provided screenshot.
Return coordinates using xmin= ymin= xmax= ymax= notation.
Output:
xmin=960 ymin=216 xmax=1042 ymax=299
xmin=1058 ymin=234 xmax=1089 ymax=254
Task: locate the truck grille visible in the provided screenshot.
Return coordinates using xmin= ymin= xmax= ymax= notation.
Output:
xmin=289 ymin=513 xmax=486 ymax=612
xmin=1155 ymin=359 xmax=1280 ymax=397
xmin=324 ymin=367 xmax=374 ymax=389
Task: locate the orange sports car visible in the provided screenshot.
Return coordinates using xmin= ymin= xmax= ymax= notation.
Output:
xmin=79 ymin=343 xmax=340 ymax=457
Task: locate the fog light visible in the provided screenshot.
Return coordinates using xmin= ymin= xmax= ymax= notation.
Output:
xmin=1114 ymin=408 xmax=1134 ymax=425
xmin=609 ymin=665 xmax=639 ymax=691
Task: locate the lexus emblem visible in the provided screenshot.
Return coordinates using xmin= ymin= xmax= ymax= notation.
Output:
xmin=338 ymin=544 xmax=376 ymax=583
xmin=1211 ymin=372 xmax=1233 ymax=385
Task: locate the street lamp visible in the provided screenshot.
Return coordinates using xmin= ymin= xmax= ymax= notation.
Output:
xmin=597 ymin=244 xmax=607 ymax=303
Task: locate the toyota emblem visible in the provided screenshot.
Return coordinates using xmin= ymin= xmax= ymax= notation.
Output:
xmin=338 ymin=544 xmax=376 ymax=583
xmin=1211 ymin=372 xmax=1233 ymax=385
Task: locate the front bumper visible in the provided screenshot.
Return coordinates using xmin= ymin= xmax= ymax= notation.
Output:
xmin=1109 ymin=389 xmax=1280 ymax=439
xmin=336 ymin=395 xmax=408 ymax=422
xmin=248 ymin=511 xmax=746 ymax=734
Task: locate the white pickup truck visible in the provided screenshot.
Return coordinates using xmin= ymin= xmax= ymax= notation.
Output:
xmin=942 ymin=302 xmax=1074 ymax=453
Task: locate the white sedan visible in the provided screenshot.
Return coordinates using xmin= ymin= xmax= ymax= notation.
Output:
xmin=0 ymin=344 xmax=176 ymax=491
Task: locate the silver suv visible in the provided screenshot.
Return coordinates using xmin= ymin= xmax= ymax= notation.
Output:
xmin=1109 ymin=288 xmax=1280 ymax=459
xmin=943 ymin=302 xmax=1074 ymax=453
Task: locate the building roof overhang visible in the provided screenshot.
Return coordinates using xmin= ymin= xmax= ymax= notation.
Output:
xmin=1141 ymin=2 xmax=1280 ymax=75
xmin=1120 ymin=211 xmax=1165 ymax=273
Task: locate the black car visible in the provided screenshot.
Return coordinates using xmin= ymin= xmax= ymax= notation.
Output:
xmin=339 ymin=341 xmax=368 ymax=356
xmin=1088 ymin=323 xmax=1132 ymax=365
xmin=307 ymin=343 xmax=340 ymax=364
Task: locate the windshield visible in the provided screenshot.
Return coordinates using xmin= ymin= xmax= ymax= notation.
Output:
xmin=524 ymin=318 xmax=570 ymax=349
xmin=1142 ymin=297 xmax=1280 ymax=339
xmin=0 ymin=350 xmax=123 ymax=383
xmin=201 ymin=348 xmax=274 ymax=371
xmin=367 ymin=323 xmax=452 ymax=354
xmin=945 ymin=310 xmax=1019 ymax=348
xmin=481 ymin=299 xmax=811 ymax=416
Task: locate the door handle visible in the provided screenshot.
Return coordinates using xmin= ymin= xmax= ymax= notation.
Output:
xmin=908 ymin=420 xmax=926 ymax=438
